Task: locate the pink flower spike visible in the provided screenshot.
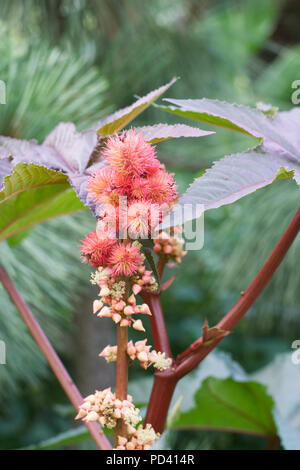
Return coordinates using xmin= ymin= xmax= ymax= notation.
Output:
xmin=120 ymin=319 xmax=129 ymax=327
xmin=80 ymin=230 xmax=117 ymax=268
xmin=133 ymin=319 xmax=145 ymax=332
xmin=132 ymin=284 xmax=142 ymax=295
xmin=109 ymin=242 xmax=143 ymax=277
xmin=102 ymin=130 xmax=160 ymax=178
xmin=86 ymin=166 xmax=116 ymax=204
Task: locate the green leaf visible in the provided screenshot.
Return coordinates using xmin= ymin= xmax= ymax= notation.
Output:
xmin=6 ymin=228 xmax=33 ymax=246
xmin=157 ymin=103 xmax=252 ymax=137
xmin=20 ymin=426 xmax=91 ymax=450
xmin=0 ymin=162 xmax=86 ymax=243
xmin=172 ymin=377 xmax=277 ymax=438
xmin=96 ymin=78 xmax=177 ymax=136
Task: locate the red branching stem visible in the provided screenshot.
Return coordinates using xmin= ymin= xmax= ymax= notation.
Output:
xmin=141 ymin=290 xmax=172 ymax=358
xmin=157 ymin=255 xmax=166 ymax=279
xmin=176 ymin=206 xmax=300 ymax=379
xmin=114 ymin=324 xmax=129 ymax=446
xmin=144 ymin=370 xmax=177 ymax=433
xmin=146 ymin=206 xmax=300 ymax=433
xmin=0 ymin=265 xmax=112 ymax=450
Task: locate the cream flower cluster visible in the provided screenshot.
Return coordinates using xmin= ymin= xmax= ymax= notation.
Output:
xmin=100 ymin=339 xmax=172 ymax=371
xmin=92 ymin=277 xmax=151 ymax=333
xmin=75 ymin=388 xmax=141 ymax=430
xmin=76 ymin=388 xmax=160 ymax=449
xmin=90 ymin=256 xmax=159 ymax=331
xmin=116 ymin=424 xmax=160 ymax=450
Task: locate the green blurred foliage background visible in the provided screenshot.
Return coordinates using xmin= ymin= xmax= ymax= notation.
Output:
xmin=0 ymin=0 xmax=299 ymax=450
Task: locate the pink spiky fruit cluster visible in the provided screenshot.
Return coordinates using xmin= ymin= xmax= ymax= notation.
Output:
xmin=86 ymin=130 xmax=177 ymax=241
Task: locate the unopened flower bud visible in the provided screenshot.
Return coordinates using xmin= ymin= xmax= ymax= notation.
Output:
xmin=137 ymin=351 xmax=148 ymax=362
xmin=140 ymin=304 xmax=151 ymax=315
xmin=93 ymin=299 xmax=103 ymax=314
xmin=98 ymin=306 xmax=111 ymax=318
xmin=84 ymin=411 xmax=99 ymax=422
xmin=133 ymin=319 xmax=145 ymax=332
xmin=112 ymin=313 xmax=122 ymax=324
xmin=124 ymin=305 xmax=134 ymax=316
xmin=132 ymin=284 xmax=142 ymax=295
xmin=100 ymin=286 xmax=110 ymax=297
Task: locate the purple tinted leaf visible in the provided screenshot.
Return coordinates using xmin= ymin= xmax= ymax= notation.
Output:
xmin=161 ymin=148 xmax=299 ymax=228
xmin=159 ymin=100 xmax=300 ymax=226
xmin=0 ymin=157 xmax=13 ymax=190
xmin=0 ymin=122 xmax=98 ymax=209
xmin=96 ymin=77 xmax=177 ymax=136
xmin=163 ymin=98 xmax=300 ymax=158
xmin=43 ymin=122 xmax=97 ymax=174
xmin=134 ymin=123 xmax=214 ymax=143
xmin=0 ymin=136 xmax=67 ymax=171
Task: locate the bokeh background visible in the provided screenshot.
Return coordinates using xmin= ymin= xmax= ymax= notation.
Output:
xmin=0 ymin=0 xmax=299 ymax=450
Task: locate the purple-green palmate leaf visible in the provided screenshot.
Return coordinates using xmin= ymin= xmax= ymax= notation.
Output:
xmin=1 ymin=79 xmax=215 ymax=235
xmin=95 ymin=78 xmax=178 ymax=136
xmin=0 ymin=79 xmax=180 ymax=210
xmin=134 ymin=123 xmax=214 ymax=143
xmin=0 ymin=123 xmax=100 ymax=210
xmin=160 ymin=99 xmax=300 ymax=227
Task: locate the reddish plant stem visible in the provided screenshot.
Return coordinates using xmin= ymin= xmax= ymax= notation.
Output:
xmin=0 ymin=265 xmax=112 ymax=450
xmin=114 ymin=324 xmax=129 ymax=447
xmin=141 ymin=290 xmax=172 ymax=358
xmin=176 ymin=206 xmax=300 ymax=378
xmin=144 ymin=370 xmax=177 ymax=433
xmin=266 ymin=435 xmax=280 ymax=450
xmin=157 ymin=255 xmax=166 ymax=279
xmin=145 ymin=206 xmax=300 ymax=433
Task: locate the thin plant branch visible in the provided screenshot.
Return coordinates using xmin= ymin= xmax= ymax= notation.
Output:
xmin=0 ymin=265 xmax=112 ymax=451
xmin=176 ymin=206 xmax=300 ymax=378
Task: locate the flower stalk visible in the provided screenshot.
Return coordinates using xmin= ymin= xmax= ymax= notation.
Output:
xmin=114 ymin=324 xmax=129 ymax=446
